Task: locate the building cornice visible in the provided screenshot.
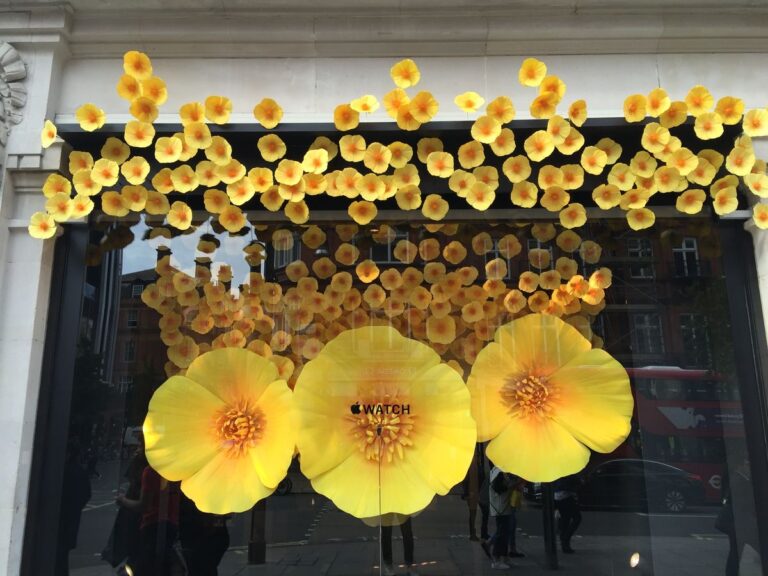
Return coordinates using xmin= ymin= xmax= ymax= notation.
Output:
xmin=2 ymin=2 xmax=768 ymax=57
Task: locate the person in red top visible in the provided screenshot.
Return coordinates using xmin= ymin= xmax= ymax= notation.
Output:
xmin=117 ymin=465 xmax=182 ymax=575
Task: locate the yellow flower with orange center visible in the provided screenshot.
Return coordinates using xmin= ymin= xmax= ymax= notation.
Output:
xmin=390 ymin=59 xmax=421 ymax=89
xmin=41 ymin=120 xmax=57 ymax=148
xmin=518 ymin=58 xmax=547 ymax=87
xmin=123 ymin=50 xmax=153 ymax=80
xmin=468 ymin=313 xmax=632 ymax=481
xmin=76 ymin=103 xmax=106 ymax=132
xmin=205 ymin=95 xmax=233 ymax=125
xmin=294 ymin=326 xmax=476 ymax=519
xmin=334 ymin=104 xmax=360 ymax=132
xmin=253 ymin=98 xmax=284 ymax=129
xmin=454 ymin=91 xmax=485 ymax=113
xmin=144 ymin=348 xmax=295 ymax=513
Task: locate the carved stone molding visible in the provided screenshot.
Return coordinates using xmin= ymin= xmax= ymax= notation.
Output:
xmin=0 ymin=42 xmax=28 ymax=189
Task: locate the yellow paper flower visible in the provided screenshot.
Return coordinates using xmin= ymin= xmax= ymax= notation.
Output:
xmin=390 ymin=59 xmax=421 ymax=88
xmin=91 ymin=158 xmax=120 ymax=186
xmin=529 ymin=93 xmax=558 ymax=119
xmin=490 ymin=128 xmax=516 ymax=157
xmin=350 ymin=95 xmax=380 ymax=114
xmin=743 ymin=109 xmax=768 ymax=137
xmin=675 ymin=188 xmax=706 ymax=214
xmin=123 ymin=50 xmax=152 ymax=80
xmin=253 ymin=98 xmax=283 ymax=129
xmin=28 ymin=211 xmax=57 ymax=239
xmin=685 ymin=85 xmax=714 ymax=117
xmin=486 ymin=96 xmax=515 ymax=124
xmin=180 ymin=102 xmax=205 ymax=125
xmin=540 ymin=186 xmax=570 ymax=212
xmin=426 ymin=152 xmax=454 ymax=178
xmin=348 ymin=200 xmax=378 ymax=225
xmin=101 ymin=191 xmax=129 ymax=217
xmin=752 ymin=204 xmax=768 ymax=230
xmin=45 ymin=193 xmax=73 ymax=222
xmin=511 ymin=180 xmax=538 ymax=208
xmin=422 ymin=194 xmax=449 ymax=221
xmin=121 ymin=156 xmax=150 ymax=185
xmin=205 ymin=95 xmax=233 ymax=125
xmin=471 ymin=115 xmax=502 ymax=144
xmin=523 ymin=131 xmax=554 ymax=163
xmin=468 ymin=313 xmax=632 ymax=481
xmin=122 ymin=185 xmax=148 ymax=211
xmin=69 ymin=151 xmax=94 ymax=175
xmin=546 ymin=115 xmax=570 ymax=146
xmin=713 ymin=187 xmax=738 ymax=216
xmin=539 ymin=75 xmax=566 ymax=102
xmin=145 ymin=191 xmax=170 ymax=216
xmin=41 ymin=120 xmax=57 ymax=148
xmin=623 ymin=94 xmax=647 ymax=123
xmin=141 ymin=76 xmax=167 ymax=105
xmin=125 ymin=121 xmax=156 ymax=148
xmin=745 ymin=174 xmax=768 ymax=198
xmin=409 ymin=91 xmax=439 ymax=124
xmin=258 ymin=134 xmax=287 ymax=162
xmin=726 ymin=146 xmax=755 ymax=177
xmin=183 ymin=121 xmax=212 ymax=150
xmin=519 ymin=58 xmax=547 ymax=87
xmin=285 ymin=201 xmax=310 ymax=225
xmin=334 ymin=104 xmax=360 ymax=132
xmin=626 ymin=208 xmax=655 ymax=230
xmin=172 ymin=164 xmax=200 ymax=193
xmin=466 ymin=182 xmax=495 ymax=211
xmin=715 ymin=96 xmax=744 ymax=125
xmin=580 ymin=146 xmax=608 ymax=175
xmin=363 ymin=143 xmax=392 ymax=174
xmin=42 ymin=174 xmax=71 ymax=198
xmin=559 ymin=203 xmax=587 ymax=229
xmin=130 ymin=97 xmax=159 ymax=123
xmin=294 ymin=326 xmax=476 ymax=518
xmin=275 ymin=159 xmax=303 ymax=186
xmin=167 ymin=200 xmax=193 ymax=230
xmin=454 ymin=92 xmax=485 ymax=113
xmin=144 ymin=348 xmax=295 ymax=513
xmin=76 ymin=103 xmax=106 ymax=132
xmin=502 ymin=155 xmax=532 ymax=184
xmin=556 ymin=128 xmax=585 ymax=156
xmin=117 ymin=74 xmax=142 ymax=101
xmin=646 ymin=88 xmax=670 ymax=117
xmin=457 ymin=141 xmax=485 ymax=170
xmin=155 ymin=136 xmax=183 ymax=164
xmin=694 ymin=112 xmax=724 ymax=140
xmin=567 ymin=100 xmax=587 ymax=127
xmin=73 ymin=169 xmax=101 ymax=196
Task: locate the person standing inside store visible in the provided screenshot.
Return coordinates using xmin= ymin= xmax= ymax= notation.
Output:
xmin=488 ymin=466 xmax=525 ymax=569
xmin=554 ymin=474 xmax=582 ymax=554
xmin=117 ymin=465 xmax=183 ymax=575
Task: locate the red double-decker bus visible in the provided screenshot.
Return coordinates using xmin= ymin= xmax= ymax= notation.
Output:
xmin=618 ymin=366 xmax=743 ymax=504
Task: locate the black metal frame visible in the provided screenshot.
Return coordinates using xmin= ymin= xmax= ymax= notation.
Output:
xmin=20 ymin=224 xmax=89 ymax=576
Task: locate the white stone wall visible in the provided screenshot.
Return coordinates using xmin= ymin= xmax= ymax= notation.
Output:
xmin=1 ymin=3 xmax=767 ymax=575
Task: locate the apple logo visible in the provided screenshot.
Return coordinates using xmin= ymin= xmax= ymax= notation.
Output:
xmin=350 ymin=402 xmax=361 ymax=415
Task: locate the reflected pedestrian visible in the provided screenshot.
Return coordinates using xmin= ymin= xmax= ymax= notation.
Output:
xmin=488 ymin=466 xmax=524 ymax=569
xmin=554 ymin=474 xmax=581 ymax=554
xmin=179 ymin=494 xmax=230 ymax=576
xmin=381 ymin=515 xmax=416 ymax=576
xmin=55 ymin=441 xmax=92 ymax=576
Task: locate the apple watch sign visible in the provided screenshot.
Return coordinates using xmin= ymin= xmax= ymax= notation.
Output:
xmin=350 ymin=402 xmax=411 ymax=415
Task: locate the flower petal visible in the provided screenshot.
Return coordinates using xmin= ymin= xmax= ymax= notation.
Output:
xmin=144 ymin=375 xmax=224 ymax=481
xmin=549 ymin=348 xmax=633 ymax=453
xmin=181 ymin=451 xmax=274 ymax=514
xmin=486 ymin=417 xmax=590 ymax=482
xmin=185 ymin=347 xmax=279 ymax=405
xmin=249 ymin=379 xmax=297 ymax=488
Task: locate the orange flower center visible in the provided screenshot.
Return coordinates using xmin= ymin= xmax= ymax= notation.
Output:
xmin=501 ymin=373 xmax=557 ymax=418
xmin=215 ymin=402 xmax=265 ymax=457
xmin=349 ymin=394 xmax=415 ymax=464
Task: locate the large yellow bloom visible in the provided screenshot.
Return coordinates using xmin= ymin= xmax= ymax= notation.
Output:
xmin=144 ymin=348 xmax=296 ymax=514
xmin=294 ymin=326 xmax=476 ymax=519
xmin=468 ymin=314 xmax=632 ymax=482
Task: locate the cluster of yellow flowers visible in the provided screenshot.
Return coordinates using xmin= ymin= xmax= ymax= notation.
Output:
xmin=31 ymin=51 xmax=768 ymax=240
xmin=139 ymin=221 xmax=610 ymax=385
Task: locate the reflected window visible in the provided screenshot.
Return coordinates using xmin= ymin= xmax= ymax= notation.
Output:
xmin=123 ymin=339 xmax=136 ymax=362
xmin=273 ymin=234 xmax=301 ymax=268
xmin=126 ymin=309 xmax=139 ymax=328
xmin=673 ymin=237 xmax=700 ymax=277
xmin=631 ymin=313 xmax=665 ymax=355
xmin=626 ymin=238 xmax=654 ymax=279
xmin=679 ymin=313 xmax=711 ymax=367
xmin=131 ymin=283 xmax=143 ymax=298
xmin=370 ymin=230 xmax=409 ymax=263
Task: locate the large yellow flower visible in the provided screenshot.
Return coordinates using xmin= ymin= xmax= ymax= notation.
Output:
xmin=294 ymin=326 xmax=476 ymax=519
xmin=144 ymin=348 xmax=296 ymax=514
xmin=468 ymin=314 xmax=632 ymax=482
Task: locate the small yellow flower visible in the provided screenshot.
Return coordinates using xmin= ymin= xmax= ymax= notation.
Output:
xmin=556 ymin=128 xmax=585 ymax=156
xmin=654 ymin=166 xmax=681 ymax=193
xmin=167 ymin=200 xmax=193 ymax=230
xmin=540 ymin=185 xmax=570 ymax=212
xmin=539 ymin=75 xmax=566 ymax=102
xmin=72 ymin=169 xmax=101 ymax=196
xmin=726 ymin=146 xmax=755 ymax=176
xmin=503 ymin=155 xmax=532 ymax=183
xmin=715 ymin=96 xmax=744 ymax=125
xmin=486 ymin=96 xmax=515 ymax=124
xmin=745 ymin=174 xmax=768 ymax=198
xmin=69 ymin=151 xmax=94 ymax=175
xmin=448 ymin=170 xmax=475 ymax=197
xmin=76 ymin=103 xmax=106 ymax=132
xmin=509 ymin=180 xmax=537 ymax=208
xmin=227 ymin=177 xmax=256 ymax=206
xmin=454 ymin=91 xmax=485 ymax=113
xmin=623 ymin=94 xmax=647 ymax=123
xmin=42 ymin=174 xmax=71 ymax=198
xmin=203 ymin=189 xmax=230 ymax=214
xmin=123 ymin=50 xmax=153 ymax=80
xmin=387 ymin=141 xmax=413 ymax=169
xmin=356 ymin=173 xmax=384 ymax=201
xmin=752 ymin=203 xmax=768 ymax=229
xmin=519 ymin=58 xmax=547 ymax=87
xmin=694 ymin=112 xmax=724 ymax=140
xmin=333 ymin=104 xmax=359 ymax=132
xmin=258 ymin=134 xmax=287 ymax=162
xmin=350 ymin=95 xmax=380 ymax=114
xmin=591 ymin=184 xmax=621 ymax=210
xmin=179 ymin=102 xmax=205 ymax=125
xmin=743 ymin=109 xmax=768 ymax=137
xmin=685 ymin=85 xmax=714 ymax=117
xmin=363 ymin=143 xmax=392 ymax=174
xmin=659 ymin=101 xmax=688 ymax=129
xmin=395 ymin=185 xmax=422 ymax=211
xmin=28 ymin=211 xmax=57 ymax=239
xmin=559 ymin=203 xmax=587 ymax=229
xmin=116 ymin=74 xmax=142 ymax=101
xmin=285 ymin=200 xmax=310 ymax=225
xmin=546 ymin=115 xmax=571 ymax=146
xmin=141 ymin=77 xmax=168 ymax=105
xmin=421 ymin=194 xmax=449 ymax=221
xmin=626 ymin=208 xmax=655 ymax=230
xmin=529 ymin=93 xmax=558 ymax=119
xmin=580 ymin=146 xmax=608 ymax=175
xmin=101 ymin=191 xmax=129 ymax=217
xmin=40 ymin=120 xmax=57 ymax=148
xmin=91 ymin=158 xmax=119 ymax=187
xmin=383 ymin=88 xmax=411 ymax=120
xmin=253 ymin=97 xmax=283 ymax=129
xmin=490 ymin=128 xmax=516 ymax=157
xmin=561 ymin=164 xmax=584 ymax=190
xmin=145 ymin=191 xmax=170 ymax=216
xmin=183 ymin=121 xmax=212 ymax=150
xmin=675 ymin=188 xmax=706 ymax=214
xmin=523 ymin=131 xmax=555 ymax=163
xmin=122 ymin=185 xmax=148 ymax=212
xmin=568 ymin=100 xmax=587 ymax=127
xmin=275 ymin=159 xmax=303 ymax=186
xmin=125 ymin=121 xmax=155 ymax=148
xmin=121 ymin=156 xmax=150 ymax=185
xmin=713 ymin=187 xmax=738 ymax=215
xmin=426 ymin=152 xmax=454 ymax=178
xmin=646 ymin=88 xmax=670 ymax=117
xmin=172 ymin=164 xmax=200 ymax=193
xmin=348 ymin=200 xmax=378 ymax=225
xmin=45 ymin=192 xmax=73 ymax=222
xmin=687 ymin=157 xmax=716 ymax=186
xmin=390 ymin=58 xmax=421 ymax=88
xmin=70 ymin=195 xmax=94 ymax=219
xmin=466 ymin=182 xmax=495 ymax=211
xmin=629 ymin=151 xmax=657 ymax=179
xmin=409 ymin=91 xmax=439 ymax=124
xmin=205 ymin=95 xmax=233 ymax=124
xmin=471 ymin=115 xmax=502 ymax=144
xmin=205 ymin=136 xmax=232 ymax=166
xmin=129 ymin=97 xmax=159 ymax=123
xmin=154 ymin=136 xmax=182 ymax=164
xmin=619 ymin=189 xmax=649 ymax=210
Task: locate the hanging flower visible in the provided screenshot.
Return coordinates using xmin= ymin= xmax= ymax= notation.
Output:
xmin=75 ymin=103 xmax=106 ymax=132
xmin=409 ymin=91 xmax=439 ymax=123
xmin=130 ymin=97 xmax=159 ymax=123
xmin=167 ymin=200 xmax=193 ymax=230
xmin=294 ymin=326 xmax=476 ymax=519
xmin=334 ymin=104 xmax=360 ymax=132
xmin=626 ymin=208 xmax=655 ymax=230
xmin=518 ymin=58 xmax=547 ymax=87
xmin=205 ymin=95 xmax=233 ymax=124
xmin=144 ymin=348 xmax=296 ymax=514
xmin=659 ymin=101 xmax=688 ymax=129
xmin=684 ymin=85 xmax=714 ymax=117
xmin=523 ymin=131 xmax=554 ymax=163
xmin=258 ymin=134 xmax=287 ymax=162
xmin=421 ymin=194 xmax=449 ymax=221
xmin=28 ymin=212 xmax=57 ymax=239
xmin=348 ymin=200 xmax=378 ymax=225
xmin=390 ymin=59 xmax=421 ymax=88
xmin=752 ymin=203 xmax=768 ymax=229
xmin=142 ymin=77 xmax=168 ymax=105
xmin=486 ymin=96 xmax=515 ymax=124
xmin=468 ymin=313 xmax=632 ymax=481
xmin=490 ymin=128 xmax=516 ymax=157
xmin=567 ymin=100 xmax=587 ymax=127
xmin=676 ymin=188 xmax=706 ymax=214
xmin=471 ymin=116 xmax=502 ymax=144
xmin=623 ymin=94 xmax=647 ymax=123
xmin=123 ymin=50 xmax=153 ymax=80
xmin=646 ymin=88 xmax=670 ymax=117
xmin=117 ymin=74 xmax=142 ymax=101
xmin=40 ymin=120 xmax=57 ymax=148
xmin=350 ymin=95 xmax=380 ymax=114
xmin=454 ymin=91 xmax=485 ymax=113
xmin=125 ymin=120 xmax=156 ymax=148
xmin=253 ymin=98 xmax=284 ymax=129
